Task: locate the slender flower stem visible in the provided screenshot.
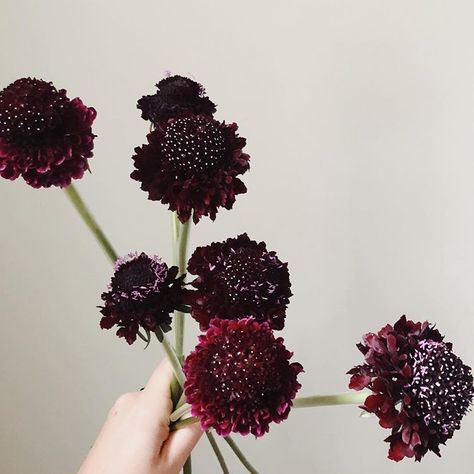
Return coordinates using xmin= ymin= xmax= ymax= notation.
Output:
xmin=175 ymin=392 xmax=186 ymax=409
xmin=172 ymin=213 xmax=190 ymax=358
xmin=170 ymin=416 xmax=199 ymax=431
xmin=183 ymin=456 xmax=192 ymax=474
xmin=224 ymin=436 xmax=259 ymax=474
xmin=171 ymin=212 xmax=179 ymax=264
xmin=170 ymin=213 xmax=233 ymax=473
xmin=155 ymin=329 xmax=184 ymax=387
xmin=170 ymin=392 xmax=370 ymax=431
xmin=64 ymin=184 xmax=118 ymax=263
xmin=170 ymin=376 xmax=181 ymax=407
xmin=293 ymin=391 xmax=369 ymax=408
xmin=170 ymin=403 xmax=192 ymax=422
xmin=206 ymin=431 xmax=230 ymax=474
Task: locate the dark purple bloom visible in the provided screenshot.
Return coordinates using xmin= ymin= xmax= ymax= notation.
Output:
xmin=137 ymin=75 xmax=216 ymax=124
xmin=131 ymin=115 xmax=249 ymax=223
xmin=100 ymin=252 xmax=185 ymax=345
xmin=183 ymin=318 xmax=303 ymax=437
xmin=187 ymin=234 xmax=292 ymax=330
xmin=348 ymin=315 xmax=474 ymax=462
xmin=0 ymin=77 xmax=96 ymax=188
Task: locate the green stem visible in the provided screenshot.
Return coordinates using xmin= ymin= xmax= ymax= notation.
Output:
xmin=64 ymin=184 xmax=118 ymax=263
xmin=183 ymin=456 xmax=192 ymax=474
xmin=170 ymin=403 xmax=192 ymax=422
xmin=170 ymin=376 xmax=182 ymax=407
xmin=171 ymin=212 xmax=179 ymax=264
xmin=224 ymin=436 xmax=259 ymax=474
xmin=175 ymin=392 xmax=186 ymax=409
xmin=170 ymin=416 xmax=198 ymax=432
xmin=206 ymin=431 xmax=230 ymax=474
xmin=170 ymin=392 xmax=369 ymax=431
xmin=155 ymin=329 xmax=184 ymax=387
xmin=172 ymin=213 xmax=190 ymax=358
xmin=293 ymin=391 xmax=369 ymax=408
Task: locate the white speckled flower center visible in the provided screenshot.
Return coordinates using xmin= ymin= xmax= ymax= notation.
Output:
xmin=162 ymin=117 xmax=225 ymax=175
xmin=408 ymin=340 xmax=473 ymax=436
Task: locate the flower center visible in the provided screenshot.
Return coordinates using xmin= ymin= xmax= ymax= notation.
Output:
xmin=112 ymin=254 xmax=166 ymax=297
xmin=208 ymin=334 xmax=282 ymax=403
xmin=161 ymin=117 xmax=226 ymax=175
xmin=217 ymin=252 xmax=264 ymax=306
xmin=0 ymin=78 xmax=67 ymax=142
xmin=408 ymin=340 xmax=474 ymax=436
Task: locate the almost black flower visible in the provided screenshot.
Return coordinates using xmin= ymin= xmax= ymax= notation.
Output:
xmin=131 ymin=115 xmax=249 ymax=223
xmin=183 ymin=318 xmax=303 ymax=437
xmin=100 ymin=252 xmax=185 ymax=344
xmin=137 ymin=75 xmax=216 ymax=124
xmin=0 ymin=77 xmax=96 ymax=188
xmin=187 ymin=233 xmax=292 ymax=330
xmin=348 ymin=315 xmax=474 ymax=462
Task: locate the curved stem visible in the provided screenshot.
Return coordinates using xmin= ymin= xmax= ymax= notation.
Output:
xmin=206 ymin=431 xmax=230 ymax=474
xmin=294 ymin=391 xmax=369 ymax=408
xmin=170 ymin=403 xmax=192 ymax=422
xmin=64 ymin=184 xmax=118 ymax=263
xmin=224 ymin=436 xmax=259 ymax=474
xmin=155 ymin=329 xmax=184 ymax=387
xmin=170 ymin=416 xmax=198 ymax=432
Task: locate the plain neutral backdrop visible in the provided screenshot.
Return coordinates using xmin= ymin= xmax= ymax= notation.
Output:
xmin=1 ymin=1 xmax=474 ymax=473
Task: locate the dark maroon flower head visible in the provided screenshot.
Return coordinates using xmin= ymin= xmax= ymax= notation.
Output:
xmin=137 ymin=75 xmax=216 ymax=124
xmin=183 ymin=318 xmax=303 ymax=437
xmin=348 ymin=315 xmax=474 ymax=462
xmin=0 ymin=77 xmax=96 ymax=188
xmin=131 ymin=115 xmax=249 ymax=223
xmin=187 ymin=233 xmax=292 ymax=330
xmin=100 ymin=252 xmax=185 ymax=344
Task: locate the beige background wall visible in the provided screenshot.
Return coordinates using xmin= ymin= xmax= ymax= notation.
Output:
xmin=1 ymin=1 xmax=474 ymax=473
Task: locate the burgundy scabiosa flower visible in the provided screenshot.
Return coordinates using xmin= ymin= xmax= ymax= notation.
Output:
xmin=100 ymin=252 xmax=185 ymax=345
xmin=183 ymin=318 xmax=303 ymax=437
xmin=348 ymin=315 xmax=474 ymax=462
xmin=131 ymin=115 xmax=249 ymax=223
xmin=0 ymin=77 xmax=96 ymax=188
xmin=187 ymin=233 xmax=292 ymax=331
xmin=137 ymin=75 xmax=216 ymax=124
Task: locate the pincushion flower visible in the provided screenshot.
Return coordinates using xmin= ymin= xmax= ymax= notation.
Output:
xmin=137 ymin=75 xmax=216 ymax=124
xmin=0 ymin=77 xmax=96 ymax=188
xmin=131 ymin=115 xmax=249 ymax=223
xmin=348 ymin=315 xmax=474 ymax=462
xmin=100 ymin=252 xmax=185 ymax=344
xmin=183 ymin=318 xmax=303 ymax=437
xmin=187 ymin=233 xmax=292 ymax=330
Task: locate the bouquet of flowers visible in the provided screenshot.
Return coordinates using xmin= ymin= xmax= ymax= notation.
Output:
xmin=1 ymin=74 xmax=473 ymax=472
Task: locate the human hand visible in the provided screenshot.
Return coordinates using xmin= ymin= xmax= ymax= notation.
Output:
xmin=78 ymin=359 xmax=202 ymax=474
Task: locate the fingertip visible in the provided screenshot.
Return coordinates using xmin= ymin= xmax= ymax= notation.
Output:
xmin=143 ymin=358 xmax=174 ymax=396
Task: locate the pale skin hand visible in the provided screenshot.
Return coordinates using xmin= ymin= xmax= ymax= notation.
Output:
xmin=78 ymin=360 xmax=202 ymax=474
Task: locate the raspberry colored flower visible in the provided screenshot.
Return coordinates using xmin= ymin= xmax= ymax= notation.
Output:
xmin=183 ymin=318 xmax=303 ymax=437
xmin=0 ymin=77 xmax=96 ymax=188
xmin=187 ymin=234 xmax=292 ymax=330
xmin=348 ymin=315 xmax=473 ymax=462
xmin=137 ymin=75 xmax=216 ymax=124
xmin=131 ymin=115 xmax=249 ymax=223
xmin=100 ymin=252 xmax=185 ymax=344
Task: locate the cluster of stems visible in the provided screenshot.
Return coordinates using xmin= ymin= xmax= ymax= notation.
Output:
xmin=64 ymin=183 xmax=369 ymax=474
